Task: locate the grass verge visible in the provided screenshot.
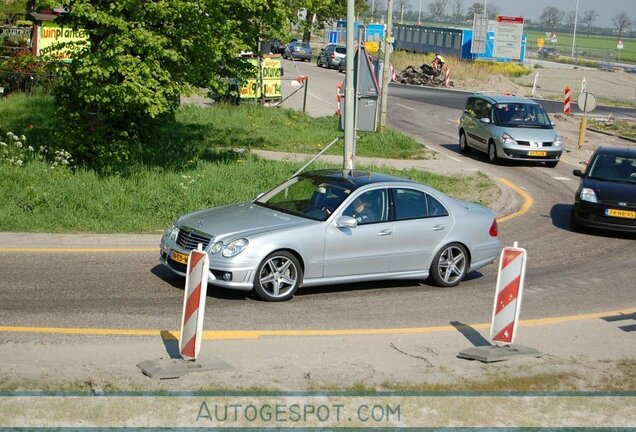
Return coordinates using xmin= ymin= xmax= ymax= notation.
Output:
xmin=589 ymin=119 xmax=636 ymax=140
xmin=0 ymin=155 xmax=496 ymax=233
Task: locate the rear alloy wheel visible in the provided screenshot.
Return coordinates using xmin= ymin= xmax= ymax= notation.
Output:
xmin=459 ymin=132 xmax=471 ymax=154
xmin=253 ymin=251 xmax=303 ymax=302
xmin=488 ymin=141 xmax=499 ymax=164
xmin=429 ymin=243 xmax=469 ymax=287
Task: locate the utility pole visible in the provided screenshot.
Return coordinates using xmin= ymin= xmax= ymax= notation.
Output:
xmin=571 ymin=0 xmax=579 ymax=58
xmin=379 ymin=0 xmax=394 ymax=131
xmin=418 ymin=0 xmax=422 ymax=24
xmin=343 ymin=0 xmax=356 ymax=169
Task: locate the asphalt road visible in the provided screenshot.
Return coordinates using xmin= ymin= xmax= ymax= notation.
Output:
xmin=1 ymin=59 xmax=635 ymax=334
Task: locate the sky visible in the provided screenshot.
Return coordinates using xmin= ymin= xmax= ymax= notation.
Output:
xmin=408 ymin=0 xmax=635 ymax=28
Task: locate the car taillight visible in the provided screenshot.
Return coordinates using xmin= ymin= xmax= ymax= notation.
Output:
xmin=330 ymin=53 xmax=335 ymax=59
xmin=489 ymin=219 xmax=498 ymax=237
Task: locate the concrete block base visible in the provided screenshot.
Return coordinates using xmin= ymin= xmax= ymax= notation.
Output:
xmin=457 ymin=344 xmax=541 ymax=363
xmin=137 ymin=357 xmax=231 ymax=379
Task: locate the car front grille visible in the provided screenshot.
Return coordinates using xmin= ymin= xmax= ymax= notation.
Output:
xmin=176 ymin=227 xmax=212 ymax=250
xmin=516 ymin=141 xmax=553 ymax=147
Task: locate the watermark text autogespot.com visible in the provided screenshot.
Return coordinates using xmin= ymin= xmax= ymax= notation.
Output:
xmin=196 ymin=401 xmax=401 ymax=424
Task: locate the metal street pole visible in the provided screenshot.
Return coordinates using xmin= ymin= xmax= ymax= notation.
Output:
xmin=379 ymin=0 xmax=393 ymax=131
xmin=571 ymin=0 xmax=579 ymax=58
xmin=418 ymin=0 xmax=422 ymax=24
xmin=343 ymin=0 xmax=356 ymax=169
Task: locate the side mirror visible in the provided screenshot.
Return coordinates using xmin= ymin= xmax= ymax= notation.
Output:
xmin=335 ymin=215 xmax=357 ymax=228
xmin=479 ymin=117 xmax=491 ymax=124
xmin=573 ymin=169 xmax=583 ymax=177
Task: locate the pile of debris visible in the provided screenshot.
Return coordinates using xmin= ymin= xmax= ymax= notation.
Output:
xmin=394 ymin=63 xmax=452 ymax=87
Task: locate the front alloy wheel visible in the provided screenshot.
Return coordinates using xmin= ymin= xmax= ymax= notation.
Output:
xmin=429 ymin=243 xmax=468 ymax=287
xmin=488 ymin=142 xmax=498 ymax=164
xmin=254 ymin=251 xmax=303 ymax=301
xmin=459 ymin=132 xmax=470 ymax=154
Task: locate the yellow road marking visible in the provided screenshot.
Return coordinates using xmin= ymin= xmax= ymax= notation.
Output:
xmin=0 ymin=248 xmax=157 ymax=253
xmin=496 ymin=177 xmax=534 ymax=223
xmin=1 ymin=308 xmax=633 ymax=340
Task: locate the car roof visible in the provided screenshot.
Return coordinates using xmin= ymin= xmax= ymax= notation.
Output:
xmin=472 ymin=92 xmax=539 ymax=105
xmin=593 ymin=146 xmax=636 ymax=158
xmin=299 ymin=169 xmax=418 ymax=189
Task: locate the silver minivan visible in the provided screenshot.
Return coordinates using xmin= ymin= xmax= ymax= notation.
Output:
xmin=458 ymin=93 xmax=563 ymax=168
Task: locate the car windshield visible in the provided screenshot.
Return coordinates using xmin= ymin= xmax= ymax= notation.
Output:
xmin=495 ymin=103 xmax=552 ymax=128
xmin=588 ymin=154 xmax=636 ymax=183
xmin=255 ymin=176 xmax=353 ymax=221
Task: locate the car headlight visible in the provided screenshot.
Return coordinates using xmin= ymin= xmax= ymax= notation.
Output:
xmin=210 ymin=241 xmax=224 ymax=254
xmin=164 ymin=223 xmax=179 ymax=241
xmin=222 ymin=238 xmax=249 ymax=257
xmin=501 ymin=133 xmax=517 ymax=145
xmin=554 ymin=136 xmax=563 ymax=146
xmin=580 ymin=188 xmax=597 ymax=203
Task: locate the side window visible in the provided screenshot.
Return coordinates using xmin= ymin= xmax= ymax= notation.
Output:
xmin=426 ymin=194 xmax=449 ymax=217
xmin=465 ymin=98 xmax=477 ymax=118
xmin=343 ymin=189 xmax=387 ymax=225
xmin=393 ymin=188 xmax=428 ymax=220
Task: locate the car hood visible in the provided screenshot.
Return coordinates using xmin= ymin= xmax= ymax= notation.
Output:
xmin=504 ymin=128 xmax=556 ymax=142
xmin=178 ymin=203 xmax=314 ymax=240
xmin=582 ymin=178 xmax=636 ymax=204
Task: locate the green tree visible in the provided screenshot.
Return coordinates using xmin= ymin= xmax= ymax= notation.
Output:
xmin=296 ymin=0 xmax=367 ymax=43
xmin=0 ymin=0 xmax=27 ymax=24
xmin=43 ymin=0 xmax=290 ymax=169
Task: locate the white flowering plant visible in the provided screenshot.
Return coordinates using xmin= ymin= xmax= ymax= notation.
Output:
xmin=0 ymin=131 xmax=73 ymax=168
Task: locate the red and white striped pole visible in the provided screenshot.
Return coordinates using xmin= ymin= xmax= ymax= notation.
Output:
xmin=563 ymin=86 xmax=572 ymax=115
xmin=490 ymin=241 xmax=527 ymax=345
xmin=444 ymin=65 xmax=451 ymax=88
xmin=335 ymin=81 xmax=343 ymax=117
xmin=179 ymin=244 xmax=209 ymax=361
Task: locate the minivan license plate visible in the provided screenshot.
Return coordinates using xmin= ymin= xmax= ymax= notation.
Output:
xmin=605 ymin=208 xmax=636 ymax=219
xmin=528 ymin=150 xmax=546 ymax=156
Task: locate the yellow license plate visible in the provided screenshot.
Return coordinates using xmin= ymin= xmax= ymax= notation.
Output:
xmin=605 ymin=209 xmax=636 ymax=219
xmin=528 ymin=150 xmax=547 ymax=156
xmin=170 ymin=250 xmax=189 ymax=265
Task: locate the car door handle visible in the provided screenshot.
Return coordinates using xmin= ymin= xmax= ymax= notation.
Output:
xmin=379 ymin=229 xmax=393 ymax=236
xmin=432 ymin=224 xmax=446 ymax=231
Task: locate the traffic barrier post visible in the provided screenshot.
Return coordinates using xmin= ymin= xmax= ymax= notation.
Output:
xmin=137 ymin=244 xmax=231 ymax=378
xmin=443 ymin=65 xmax=451 ymax=88
xmin=563 ymin=86 xmax=572 ymax=115
xmin=335 ymin=81 xmax=343 ymax=117
xmin=490 ymin=242 xmax=527 ymax=344
xmin=179 ymin=244 xmax=209 ymax=361
xmin=457 ymin=242 xmax=539 ymax=362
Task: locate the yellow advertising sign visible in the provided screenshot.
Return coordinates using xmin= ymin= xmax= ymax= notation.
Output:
xmin=365 ymin=41 xmax=380 ymax=54
xmin=38 ymin=21 xmax=88 ymax=62
xmin=537 ymin=38 xmax=544 ymax=48
xmin=240 ymin=56 xmax=283 ymax=100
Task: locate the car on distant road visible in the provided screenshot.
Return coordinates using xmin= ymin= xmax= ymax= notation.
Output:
xmin=269 ymin=39 xmax=286 ymax=55
xmin=538 ymin=47 xmax=559 ymax=59
xmin=317 ymin=44 xmax=346 ymax=69
xmin=571 ymin=146 xmax=636 ymax=233
xmin=283 ymin=41 xmax=312 ymax=62
xmin=160 ymin=169 xmax=501 ymax=301
xmin=458 ymin=93 xmax=563 ymax=167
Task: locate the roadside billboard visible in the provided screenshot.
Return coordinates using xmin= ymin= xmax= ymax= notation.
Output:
xmin=240 ymin=55 xmax=283 ymax=100
xmin=37 ymin=21 xmax=88 ymax=61
xmin=493 ymin=16 xmax=524 ymax=60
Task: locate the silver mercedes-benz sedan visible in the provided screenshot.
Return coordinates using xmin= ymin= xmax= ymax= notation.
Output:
xmin=160 ymin=169 xmax=501 ymax=301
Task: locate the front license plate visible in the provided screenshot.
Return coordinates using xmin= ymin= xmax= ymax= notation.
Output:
xmin=605 ymin=208 xmax=636 ymax=219
xmin=528 ymin=150 xmax=547 ymax=157
xmin=170 ymin=250 xmax=189 ymax=265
